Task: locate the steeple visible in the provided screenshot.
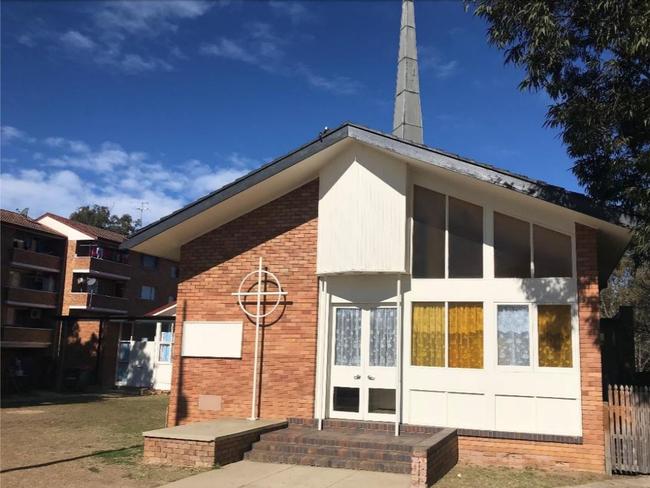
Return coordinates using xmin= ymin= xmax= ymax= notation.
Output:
xmin=392 ymin=0 xmax=423 ymax=144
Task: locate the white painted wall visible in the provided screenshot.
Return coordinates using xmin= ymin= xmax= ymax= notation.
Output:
xmin=317 ymin=146 xmax=407 ymax=275
xmin=314 ymin=157 xmax=584 ymax=437
xmin=37 ymin=216 xmax=95 ymax=240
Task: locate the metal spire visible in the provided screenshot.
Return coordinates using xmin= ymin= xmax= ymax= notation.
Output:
xmin=392 ymin=0 xmax=423 ymax=144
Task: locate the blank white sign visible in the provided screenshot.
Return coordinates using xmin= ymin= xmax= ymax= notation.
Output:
xmin=181 ymin=321 xmax=243 ymax=358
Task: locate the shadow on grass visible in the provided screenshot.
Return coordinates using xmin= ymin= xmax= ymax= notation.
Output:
xmin=0 ymin=444 xmax=143 ymax=474
xmin=1 ymin=389 xmax=145 ymax=409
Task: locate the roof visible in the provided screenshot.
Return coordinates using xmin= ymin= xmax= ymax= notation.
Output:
xmin=145 ymin=301 xmax=177 ymax=317
xmin=0 ymin=209 xmax=66 ymax=238
xmin=124 ymin=122 xmax=630 ymax=255
xmin=38 ymin=212 xmax=126 ymax=243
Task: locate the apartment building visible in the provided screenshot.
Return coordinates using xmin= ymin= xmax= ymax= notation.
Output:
xmin=1 ymin=209 xmax=179 ymax=391
xmin=1 ymin=210 xmax=67 ymax=389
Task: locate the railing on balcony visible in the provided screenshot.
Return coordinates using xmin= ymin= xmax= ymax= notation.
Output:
xmin=76 ymin=242 xmax=129 ymax=264
xmin=1 ymin=326 xmax=54 ymax=347
xmin=6 ymin=288 xmax=58 ymax=308
xmin=69 ymin=292 xmax=128 ymax=313
xmin=11 ymin=248 xmax=62 ymax=271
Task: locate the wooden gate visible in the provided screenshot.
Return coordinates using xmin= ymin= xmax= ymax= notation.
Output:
xmin=605 ymin=385 xmax=650 ymax=474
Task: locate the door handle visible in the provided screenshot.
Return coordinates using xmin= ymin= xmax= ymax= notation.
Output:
xmin=353 ymin=374 xmax=361 ymax=380
xmin=367 ymin=375 xmax=375 ymax=380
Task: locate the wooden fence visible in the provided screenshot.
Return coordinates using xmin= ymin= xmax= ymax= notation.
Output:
xmin=605 ymin=385 xmax=650 ymax=474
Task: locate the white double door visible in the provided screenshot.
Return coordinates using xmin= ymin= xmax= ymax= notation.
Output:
xmin=329 ymin=305 xmax=397 ymax=421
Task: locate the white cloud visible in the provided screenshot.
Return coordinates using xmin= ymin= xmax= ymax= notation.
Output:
xmin=269 ymin=1 xmax=310 ymax=23
xmin=1 ymin=128 xmax=255 ymax=224
xmin=201 ymin=24 xmax=362 ymax=95
xmin=1 ymin=126 xmax=33 ymax=144
xmin=60 ymin=30 xmax=95 ymax=50
xmin=420 ymin=46 xmax=459 ymax=79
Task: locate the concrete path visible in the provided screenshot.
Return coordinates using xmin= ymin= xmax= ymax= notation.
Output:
xmin=161 ymin=460 xmax=410 ymax=488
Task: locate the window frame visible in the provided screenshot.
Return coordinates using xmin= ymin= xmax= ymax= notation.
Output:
xmin=157 ymin=322 xmax=174 ymax=364
xmin=411 ymin=186 xmax=486 ymax=280
xmin=139 ymin=285 xmax=156 ymax=301
xmin=410 ymin=301 xmax=485 ymax=370
xmin=494 ymin=302 xmax=533 ymax=371
xmin=536 ymin=303 xmax=576 ymax=370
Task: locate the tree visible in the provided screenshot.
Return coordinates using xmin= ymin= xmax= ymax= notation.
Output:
xmin=69 ymin=205 xmax=141 ymax=236
xmin=471 ymin=0 xmax=650 ymax=261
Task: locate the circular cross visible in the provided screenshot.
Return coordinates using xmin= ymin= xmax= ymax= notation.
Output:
xmin=236 ymin=269 xmax=284 ymax=319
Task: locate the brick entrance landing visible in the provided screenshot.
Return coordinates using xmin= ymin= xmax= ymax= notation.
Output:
xmin=143 ymin=418 xmax=287 ymax=467
xmin=244 ymin=420 xmax=458 ymax=488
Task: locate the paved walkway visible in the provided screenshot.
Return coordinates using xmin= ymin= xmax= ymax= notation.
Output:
xmin=568 ymin=476 xmax=650 ymax=487
xmin=161 ymin=460 xmax=410 ymax=488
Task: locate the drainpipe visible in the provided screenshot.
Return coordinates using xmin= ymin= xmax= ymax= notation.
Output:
xmin=395 ymin=277 xmax=402 ymax=437
xmin=319 ymin=279 xmax=330 ymax=430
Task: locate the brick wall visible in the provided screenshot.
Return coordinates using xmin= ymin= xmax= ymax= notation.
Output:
xmin=457 ymin=223 xmax=605 ymax=473
xmin=168 ymin=180 xmax=319 ymax=425
xmin=144 ymin=437 xmax=215 ymax=467
xmin=411 ymin=429 xmax=458 ymax=488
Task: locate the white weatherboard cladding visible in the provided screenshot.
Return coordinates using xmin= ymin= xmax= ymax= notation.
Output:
xmin=317 ymin=147 xmax=407 ymax=274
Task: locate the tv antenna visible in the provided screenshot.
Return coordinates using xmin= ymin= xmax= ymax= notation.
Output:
xmin=136 ymin=201 xmax=149 ymax=224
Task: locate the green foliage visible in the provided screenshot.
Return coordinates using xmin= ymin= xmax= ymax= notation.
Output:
xmin=472 ymin=0 xmax=650 ymax=261
xmin=69 ymin=205 xmax=141 ymax=236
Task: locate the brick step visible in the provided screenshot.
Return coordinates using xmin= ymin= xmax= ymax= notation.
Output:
xmin=244 ymin=450 xmax=412 ymax=474
xmin=250 ymin=439 xmax=412 ymax=462
xmin=259 ymin=427 xmax=419 ymax=453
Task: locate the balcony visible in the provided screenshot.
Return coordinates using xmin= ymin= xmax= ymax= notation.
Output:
xmin=6 ymin=288 xmax=58 ymax=309
xmin=1 ymin=326 xmax=53 ymax=348
xmin=68 ymin=292 xmax=128 ymax=314
xmin=73 ymin=256 xmax=130 ymax=280
xmin=11 ymin=248 xmax=62 ymax=272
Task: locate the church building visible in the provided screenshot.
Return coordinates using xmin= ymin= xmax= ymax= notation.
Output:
xmin=123 ymin=0 xmax=631 ymax=475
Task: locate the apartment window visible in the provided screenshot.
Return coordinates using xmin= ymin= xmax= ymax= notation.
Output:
xmin=170 ymin=265 xmax=179 ymax=279
xmin=411 ymin=302 xmax=483 ymax=369
xmin=141 ymin=254 xmax=158 ymax=270
xmin=140 ymin=285 xmax=156 ymax=301
xmin=533 ymin=225 xmax=572 ymax=277
xmin=497 ymin=305 xmax=530 ymax=366
xmin=494 ymin=213 xmax=531 ymax=278
xmin=412 ymin=186 xmax=445 ymax=278
xmin=538 ymin=305 xmax=573 ymax=367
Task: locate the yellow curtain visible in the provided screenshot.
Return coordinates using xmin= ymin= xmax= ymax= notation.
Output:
xmin=412 ymin=303 xmax=445 ymax=367
xmin=448 ymin=303 xmax=483 ymax=368
xmin=538 ymin=305 xmax=572 ymax=367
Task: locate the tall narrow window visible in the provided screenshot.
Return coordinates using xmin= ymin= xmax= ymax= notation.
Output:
xmin=538 ymin=305 xmax=573 ymax=367
xmin=448 ymin=302 xmax=483 ymax=368
xmin=411 ymin=303 xmax=445 ymax=367
xmin=370 ymin=308 xmax=396 ymax=367
xmin=533 ymin=225 xmax=572 ymax=277
xmin=494 ymin=213 xmax=531 ymax=278
xmin=412 ymin=186 xmax=445 ymax=278
xmin=497 ymin=305 xmax=530 ymax=366
xmin=334 ymin=308 xmax=361 ymax=366
xmin=448 ymin=197 xmax=483 ymax=278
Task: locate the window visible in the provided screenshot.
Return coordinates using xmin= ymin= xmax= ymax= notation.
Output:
xmin=159 ymin=323 xmax=173 ymax=363
xmin=533 ymin=225 xmax=572 ymax=277
xmin=497 ymin=305 xmax=530 ymax=366
xmin=494 ymin=213 xmax=531 ymax=278
xmin=411 ymin=302 xmax=483 ymax=369
xmin=334 ymin=308 xmax=361 ymax=366
xmin=140 ymin=285 xmax=156 ymax=301
xmin=448 ymin=303 xmax=483 ymax=368
xmin=448 ymin=197 xmax=483 ymax=278
xmin=369 ymin=308 xmax=396 ymax=367
xmin=141 ymin=254 xmax=158 ymax=269
xmin=412 ymin=186 xmax=445 ymax=278
xmin=170 ymin=265 xmax=179 ymax=278
xmin=538 ymin=305 xmax=573 ymax=367
xmin=411 ymin=303 xmax=445 ymax=367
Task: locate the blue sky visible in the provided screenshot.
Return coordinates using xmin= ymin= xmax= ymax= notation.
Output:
xmin=1 ymin=0 xmax=577 ymax=225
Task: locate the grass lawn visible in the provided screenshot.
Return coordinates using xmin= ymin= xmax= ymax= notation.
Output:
xmin=1 ymin=393 xmax=610 ymax=488
xmin=0 ymin=394 xmax=207 ymax=488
